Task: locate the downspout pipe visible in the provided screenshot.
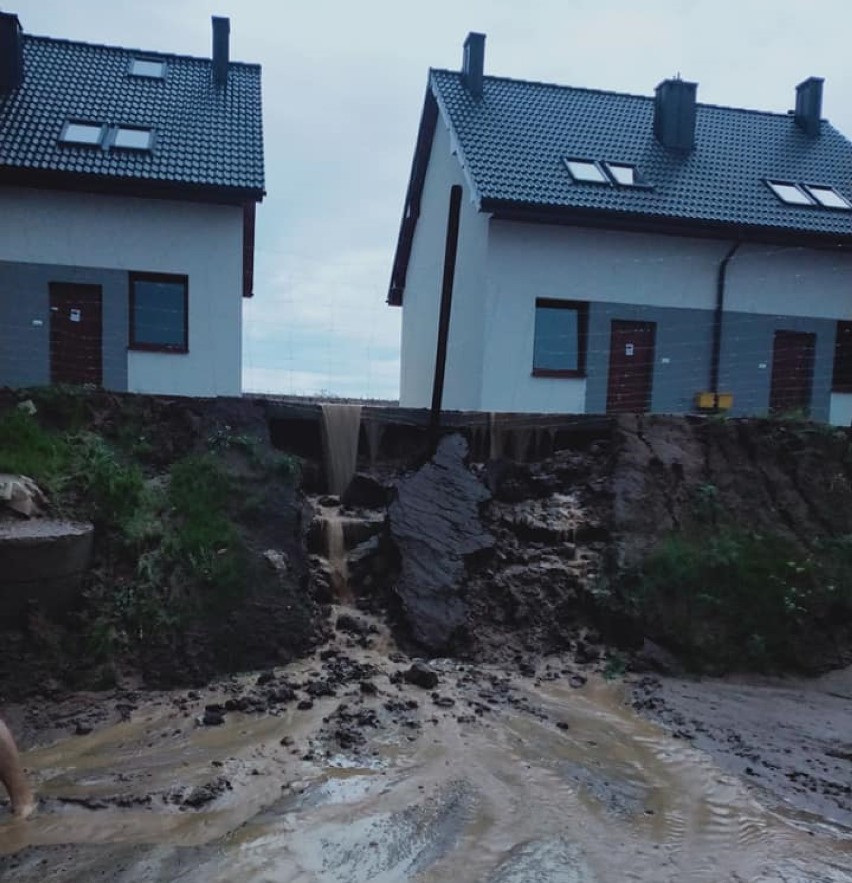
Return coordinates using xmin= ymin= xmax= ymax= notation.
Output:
xmin=710 ymin=242 xmax=741 ymax=410
xmin=430 ymin=184 xmax=463 ymax=450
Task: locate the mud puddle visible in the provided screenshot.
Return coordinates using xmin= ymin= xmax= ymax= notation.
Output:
xmin=2 ymin=623 xmax=851 ymax=882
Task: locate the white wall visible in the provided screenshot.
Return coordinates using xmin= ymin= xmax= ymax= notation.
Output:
xmin=479 ymin=222 xmax=731 ymax=413
xmin=0 ymin=187 xmax=244 ymax=397
xmin=398 ymin=116 xmax=490 ymax=410
xmin=725 ymin=244 xmax=852 ymax=318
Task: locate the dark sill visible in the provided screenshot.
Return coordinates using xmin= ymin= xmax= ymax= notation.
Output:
xmin=129 ymin=343 xmax=188 ymax=354
xmin=831 ymin=386 xmax=852 ymax=393
xmin=532 ymin=368 xmax=585 ymax=379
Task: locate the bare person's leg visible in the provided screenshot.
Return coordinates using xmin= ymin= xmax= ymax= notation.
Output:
xmin=0 ymin=717 xmax=34 ymax=818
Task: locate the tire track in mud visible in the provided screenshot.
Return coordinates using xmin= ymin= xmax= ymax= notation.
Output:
xmin=3 ymin=637 xmax=852 ymax=882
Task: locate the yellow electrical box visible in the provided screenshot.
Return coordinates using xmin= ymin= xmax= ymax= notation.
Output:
xmin=695 ymin=392 xmax=733 ymax=411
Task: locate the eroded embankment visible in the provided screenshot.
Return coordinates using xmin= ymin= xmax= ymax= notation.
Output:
xmin=371 ymin=414 xmax=852 ymax=675
xmin=0 ymin=390 xmax=327 ymax=700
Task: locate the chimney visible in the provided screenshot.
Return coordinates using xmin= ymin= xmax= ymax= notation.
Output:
xmin=654 ymin=77 xmax=697 ymax=152
xmin=794 ymin=77 xmax=823 ymax=137
xmin=0 ymin=12 xmax=24 ymax=94
xmin=212 ymin=16 xmax=230 ymax=88
xmin=462 ymin=32 xmax=485 ymax=99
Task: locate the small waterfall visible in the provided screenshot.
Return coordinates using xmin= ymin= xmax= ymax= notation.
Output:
xmin=320 ymin=404 xmax=362 ymax=496
xmin=324 ymin=512 xmax=352 ymax=602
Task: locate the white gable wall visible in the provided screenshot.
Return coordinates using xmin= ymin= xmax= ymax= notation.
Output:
xmin=0 ymin=186 xmax=243 ymax=397
xmin=399 ymin=117 xmax=490 ymax=410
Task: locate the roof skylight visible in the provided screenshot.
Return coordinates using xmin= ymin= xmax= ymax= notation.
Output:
xmin=805 ymin=185 xmax=852 ymax=210
xmin=564 ymin=158 xmax=649 ymax=188
xmin=766 ymin=180 xmax=852 ymax=210
xmin=129 ymin=58 xmax=166 ymax=79
xmin=60 ymin=122 xmax=103 ymax=146
xmin=565 ymin=159 xmax=608 ymax=184
xmin=767 ymin=181 xmax=814 ymax=205
xmin=606 ymin=163 xmax=640 ymax=186
xmin=114 ymin=127 xmax=154 ymax=150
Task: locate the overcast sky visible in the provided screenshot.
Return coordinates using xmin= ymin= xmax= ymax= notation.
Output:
xmin=14 ymin=0 xmax=852 ymax=399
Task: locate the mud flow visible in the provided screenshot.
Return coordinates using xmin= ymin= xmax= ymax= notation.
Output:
xmin=2 ymin=615 xmax=850 ymax=883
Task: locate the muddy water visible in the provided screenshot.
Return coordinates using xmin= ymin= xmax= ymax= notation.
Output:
xmin=2 ymin=651 xmax=851 ymax=882
xmin=320 ymin=404 xmax=362 ymax=495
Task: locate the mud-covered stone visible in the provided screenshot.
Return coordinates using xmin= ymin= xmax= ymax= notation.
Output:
xmin=403 ymin=661 xmax=439 ymax=689
xmin=389 ymin=435 xmax=494 ymax=652
xmin=341 ymin=473 xmax=390 ymax=509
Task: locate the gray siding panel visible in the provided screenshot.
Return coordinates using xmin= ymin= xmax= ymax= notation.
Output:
xmin=719 ymin=313 xmax=836 ymax=421
xmin=585 ymin=303 xmax=714 ymax=414
xmin=583 ymin=301 xmax=837 ymax=419
xmin=0 ymin=259 xmax=128 ymax=391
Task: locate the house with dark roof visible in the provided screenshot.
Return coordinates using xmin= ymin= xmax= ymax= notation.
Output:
xmin=0 ymin=11 xmax=264 ymax=397
xmin=389 ymin=33 xmax=852 ymax=424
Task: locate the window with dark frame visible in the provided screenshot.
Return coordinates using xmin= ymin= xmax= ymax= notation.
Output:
xmin=129 ymin=58 xmax=166 ymax=79
xmin=60 ymin=121 xmax=104 ymax=146
xmin=564 ymin=157 xmax=650 ymax=188
xmin=532 ymin=298 xmax=588 ymax=377
xmin=114 ymin=126 xmax=154 ymax=150
xmin=766 ymin=179 xmax=852 ymax=210
xmin=833 ymin=321 xmax=852 ymax=392
xmin=129 ymin=273 xmax=188 ymax=353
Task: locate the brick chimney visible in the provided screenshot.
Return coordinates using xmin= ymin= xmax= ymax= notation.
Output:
xmin=212 ymin=16 xmax=230 ymax=88
xmin=794 ymin=77 xmax=823 ymax=137
xmin=654 ymin=77 xmax=697 ymax=152
xmin=462 ymin=32 xmax=485 ymax=99
xmin=0 ymin=12 xmax=24 ymax=94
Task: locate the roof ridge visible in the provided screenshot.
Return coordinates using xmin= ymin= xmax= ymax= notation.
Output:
xmin=23 ymin=33 xmax=260 ymax=69
xmin=431 ymin=67 xmax=819 ymax=123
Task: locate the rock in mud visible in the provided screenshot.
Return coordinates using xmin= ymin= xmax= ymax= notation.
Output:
xmin=341 ymin=473 xmax=390 ymax=509
xmin=404 ymin=661 xmax=440 ymax=689
xmin=201 ymin=709 xmax=225 ymax=726
xmin=632 ymin=638 xmax=684 ymax=675
xmin=336 ymin=613 xmax=371 ymax=636
xmin=389 ymin=434 xmax=494 ymax=652
xmin=180 ymin=776 xmax=232 ymax=809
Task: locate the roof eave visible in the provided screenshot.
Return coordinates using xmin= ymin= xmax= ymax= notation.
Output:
xmin=387 ymin=84 xmax=439 ymax=306
xmin=0 ymin=165 xmax=265 ymax=205
xmin=480 ymin=198 xmax=852 ymax=249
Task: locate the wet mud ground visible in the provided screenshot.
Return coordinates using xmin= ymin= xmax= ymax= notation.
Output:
xmin=1 ymin=610 xmax=851 ymax=882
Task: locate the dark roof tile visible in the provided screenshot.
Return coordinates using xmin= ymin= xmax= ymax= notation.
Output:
xmin=431 ymin=69 xmax=852 ymax=236
xmin=0 ymin=34 xmax=264 ymax=195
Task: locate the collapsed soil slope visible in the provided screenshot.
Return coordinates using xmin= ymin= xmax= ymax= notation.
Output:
xmin=3 ymin=389 xmax=852 ymax=701
xmin=379 ymin=414 xmax=852 ymax=672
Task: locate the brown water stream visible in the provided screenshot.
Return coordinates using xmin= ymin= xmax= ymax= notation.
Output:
xmin=320 ymin=404 xmax=362 ymax=496
xmin=2 ymin=637 xmax=850 ymax=882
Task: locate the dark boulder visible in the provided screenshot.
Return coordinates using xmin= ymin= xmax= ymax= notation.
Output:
xmin=403 ymin=661 xmax=439 ymax=689
xmin=341 ymin=473 xmax=391 ymax=509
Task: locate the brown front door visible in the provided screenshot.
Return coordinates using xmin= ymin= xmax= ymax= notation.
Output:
xmin=769 ymin=330 xmax=815 ymax=416
xmin=49 ymin=283 xmax=103 ymax=386
xmin=606 ymin=320 xmax=656 ymax=413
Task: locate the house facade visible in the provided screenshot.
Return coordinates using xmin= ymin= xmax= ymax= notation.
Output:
xmin=0 ymin=13 xmax=264 ymax=397
xmin=389 ymin=34 xmax=852 ymax=424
